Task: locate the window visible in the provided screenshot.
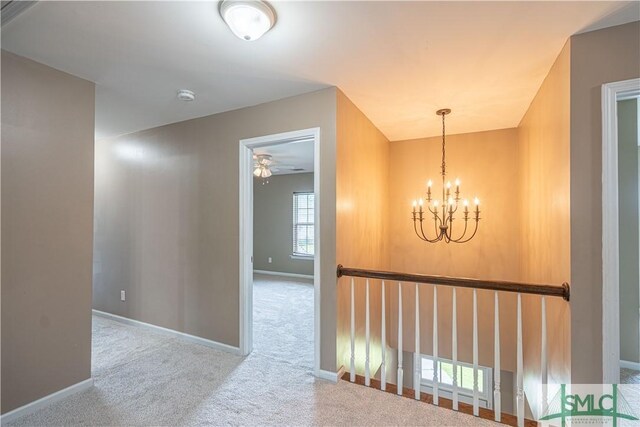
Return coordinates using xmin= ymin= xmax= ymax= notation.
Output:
xmin=293 ymin=192 xmax=314 ymax=257
xmin=421 ymin=355 xmax=493 ymax=409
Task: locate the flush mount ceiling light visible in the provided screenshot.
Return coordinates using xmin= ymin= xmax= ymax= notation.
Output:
xmin=220 ymin=0 xmax=276 ymax=41
xmin=177 ymin=89 xmax=195 ymax=102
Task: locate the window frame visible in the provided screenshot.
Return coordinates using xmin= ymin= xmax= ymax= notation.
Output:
xmin=292 ymin=192 xmax=315 ymax=257
xmin=420 ymin=354 xmax=493 ymax=409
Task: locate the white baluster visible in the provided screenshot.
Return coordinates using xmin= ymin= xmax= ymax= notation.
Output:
xmin=381 ymin=280 xmax=387 ymax=391
xmin=414 ymin=283 xmax=421 ymax=400
xmin=473 ymin=289 xmax=479 ymax=416
xmin=494 ymin=291 xmax=501 ymax=422
xmin=517 ymin=293 xmax=524 ymax=427
xmin=541 ymin=296 xmax=548 ymax=418
xmin=452 ymin=288 xmax=458 ymax=411
xmin=433 ymin=285 xmax=439 ymax=405
xmin=350 ymin=277 xmax=355 ymax=383
xmin=397 ymin=282 xmax=403 ymax=395
xmin=365 ymin=279 xmax=371 ymax=386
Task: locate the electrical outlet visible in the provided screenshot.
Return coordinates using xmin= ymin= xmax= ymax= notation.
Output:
xmin=120 ymin=290 xmax=126 ymax=301
xmin=268 ymin=257 xmax=272 ymax=264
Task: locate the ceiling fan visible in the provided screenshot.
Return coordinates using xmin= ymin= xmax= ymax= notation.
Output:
xmin=253 ymin=154 xmax=276 ymax=178
xmin=253 ymin=153 xmax=302 ymax=184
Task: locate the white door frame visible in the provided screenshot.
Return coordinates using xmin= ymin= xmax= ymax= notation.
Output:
xmin=239 ymin=127 xmax=321 ymax=377
xmin=602 ymin=78 xmax=640 ymax=384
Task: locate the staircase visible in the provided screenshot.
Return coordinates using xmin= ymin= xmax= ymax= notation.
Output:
xmin=337 ymin=265 xmax=570 ymax=427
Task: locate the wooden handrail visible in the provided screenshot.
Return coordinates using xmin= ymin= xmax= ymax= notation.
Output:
xmin=337 ymin=265 xmax=570 ymax=301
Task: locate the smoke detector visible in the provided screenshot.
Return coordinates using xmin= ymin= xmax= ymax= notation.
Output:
xmin=177 ymin=89 xmax=195 ymax=102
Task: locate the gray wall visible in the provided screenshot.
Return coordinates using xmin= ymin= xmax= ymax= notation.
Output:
xmin=619 ymin=98 xmax=639 ymax=363
xmin=93 ymin=87 xmax=338 ymax=371
xmin=253 ymin=173 xmax=314 ymax=276
xmin=1 ymin=51 xmax=95 ymax=413
xmin=569 ymin=21 xmax=640 ymax=382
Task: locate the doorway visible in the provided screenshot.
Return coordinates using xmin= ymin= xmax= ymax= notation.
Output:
xmin=617 ymin=93 xmax=640 ymax=384
xmin=602 ymin=79 xmax=640 ymax=384
xmin=238 ymin=128 xmax=321 ymax=376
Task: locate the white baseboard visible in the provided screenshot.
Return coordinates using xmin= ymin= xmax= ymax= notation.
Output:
xmin=0 ymin=378 xmax=93 ymax=425
xmin=253 ymin=269 xmax=313 ymax=280
xmin=316 ymin=365 xmax=345 ymax=383
xmin=92 ymin=310 xmax=241 ymax=355
xmin=620 ymin=360 xmax=640 ymax=370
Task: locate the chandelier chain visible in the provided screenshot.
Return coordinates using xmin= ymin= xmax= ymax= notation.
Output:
xmin=441 ymin=112 xmax=446 ymax=179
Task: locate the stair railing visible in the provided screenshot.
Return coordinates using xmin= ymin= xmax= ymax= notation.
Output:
xmin=337 ymin=264 xmax=570 ymax=427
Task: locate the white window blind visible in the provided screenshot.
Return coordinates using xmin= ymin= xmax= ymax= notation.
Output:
xmin=293 ymin=192 xmax=315 ymax=256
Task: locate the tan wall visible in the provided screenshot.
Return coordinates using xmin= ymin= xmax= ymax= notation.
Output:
xmin=253 ymin=172 xmax=314 ymax=276
xmin=517 ymin=41 xmax=571 ymax=417
xmin=336 ymin=89 xmax=390 ymax=374
xmin=569 ymin=21 xmax=640 ymax=383
xmin=1 ymin=51 xmax=95 ymax=413
xmin=618 ymin=98 xmax=639 ymax=363
xmin=388 ymin=128 xmax=521 ymax=371
xmin=93 ymin=88 xmax=338 ymax=371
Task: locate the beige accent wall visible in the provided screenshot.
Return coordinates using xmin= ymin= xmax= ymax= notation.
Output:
xmin=569 ymin=21 xmax=640 ymax=383
xmin=93 ymin=88 xmax=338 ymax=371
xmin=1 ymin=51 xmax=95 ymax=413
xmin=336 ymin=89 xmax=390 ymax=374
xmin=387 ymin=128 xmax=521 ymax=371
xmin=253 ymin=172 xmax=314 ymax=276
xmin=517 ymin=41 xmax=571 ymax=417
xmin=618 ymin=98 xmax=639 ymax=363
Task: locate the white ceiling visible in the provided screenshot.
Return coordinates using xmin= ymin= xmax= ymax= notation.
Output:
xmin=2 ymin=1 xmax=638 ymax=141
xmin=254 ymin=140 xmax=314 ymax=175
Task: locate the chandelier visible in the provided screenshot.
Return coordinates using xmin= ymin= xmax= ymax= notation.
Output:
xmin=411 ymin=109 xmax=481 ymax=243
xmin=253 ymin=154 xmax=273 ymax=185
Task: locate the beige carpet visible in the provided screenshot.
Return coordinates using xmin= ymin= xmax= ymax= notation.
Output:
xmin=621 ymin=368 xmax=640 ymax=384
xmin=6 ymin=274 xmax=496 ymax=426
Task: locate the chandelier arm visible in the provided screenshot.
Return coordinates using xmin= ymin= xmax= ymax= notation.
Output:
xmin=413 ymin=220 xmax=428 ymax=241
xmin=414 ymin=208 xmax=440 ymax=243
xmin=419 ymin=216 xmax=442 ymax=243
xmin=452 ymin=219 xmax=479 ymax=243
xmin=416 ymin=219 xmax=429 ymax=241
xmin=452 ymin=218 xmax=469 ymax=242
xmin=427 ymin=205 xmax=442 ymax=228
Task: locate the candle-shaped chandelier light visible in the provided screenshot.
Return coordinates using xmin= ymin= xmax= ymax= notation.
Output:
xmin=412 ymin=108 xmax=481 ymax=243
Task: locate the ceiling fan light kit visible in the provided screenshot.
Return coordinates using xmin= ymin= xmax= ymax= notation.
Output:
xmin=253 ymin=154 xmax=273 ymax=184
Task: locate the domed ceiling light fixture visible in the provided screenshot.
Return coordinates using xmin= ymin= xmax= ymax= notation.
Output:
xmin=411 ymin=109 xmax=481 ymax=243
xmin=220 ymin=0 xmax=276 ymax=41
